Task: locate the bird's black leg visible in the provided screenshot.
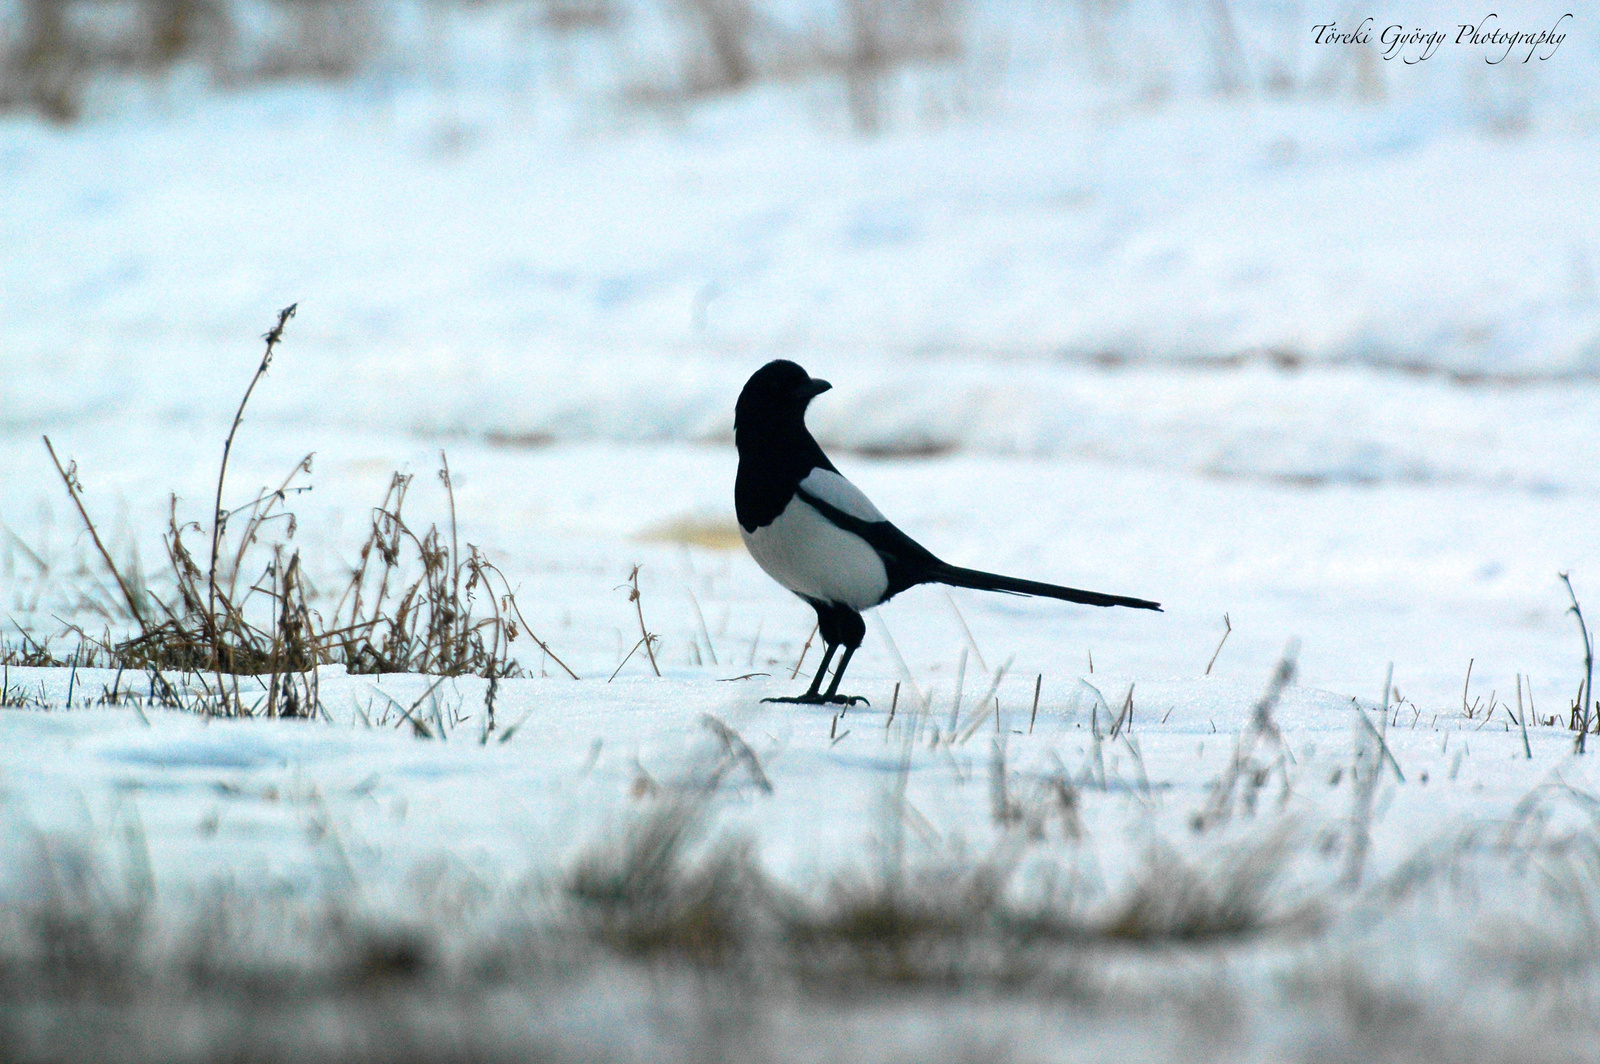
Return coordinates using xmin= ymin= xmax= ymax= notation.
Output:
xmin=764 ymin=603 xmax=870 ymax=706
xmin=812 ymin=606 xmax=868 ymax=706
xmin=820 ymin=644 xmax=863 ymax=704
xmin=762 ymin=637 xmax=839 ymax=704
xmin=806 ymin=640 xmax=844 ymax=697
xmin=804 ymin=642 xmax=839 ymax=697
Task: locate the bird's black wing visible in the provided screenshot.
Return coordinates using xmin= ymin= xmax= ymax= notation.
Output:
xmin=794 ymin=486 xmax=1161 ymax=611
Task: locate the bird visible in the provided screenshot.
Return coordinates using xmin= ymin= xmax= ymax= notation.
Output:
xmin=734 ymin=359 xmax=1161 ymax=706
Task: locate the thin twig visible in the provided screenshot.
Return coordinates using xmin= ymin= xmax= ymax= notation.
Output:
xmin=65 ymin=645 xmax=79 ymax=709
xmin=440 ymin=451 xmax=460 ymax=631
xmin=608 ymin=637 xmax=648 ymax=683
xmin=491 ymin=569 xmax=579 ymax=679
xmin=208 ymin=303 xmax=296 ymax=670
xmin=1561 ymin=572 xmax=1594 ymax=752
xmin=42 ymin=436 xmax=147 ymax=631
xmin=790 ymin=622 xmax=818 ymax=680
xmin=619 ymin=565 xmax=660 ymax=677
xmin=1108 ymin=683 xmax=1134 ymax=739
xmin=1204 ymin=613 xmax=1231 ymax=675
xmin=227 ymin=453 xmax=313 ymax=602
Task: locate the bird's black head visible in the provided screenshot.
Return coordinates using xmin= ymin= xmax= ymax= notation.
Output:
xmin=734 ymin=360 xmax=832 ymax=441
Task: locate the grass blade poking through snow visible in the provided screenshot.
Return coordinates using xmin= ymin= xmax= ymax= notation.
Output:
xmin=1561 ymin=572 xmax=1595 ymax=752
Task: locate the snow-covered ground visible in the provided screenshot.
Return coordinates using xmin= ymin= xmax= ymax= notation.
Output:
xmin=4 ymin=2 xmax=1600 ymax=1059
xmin=6 ymin=661 xmax=1600 ymax=1061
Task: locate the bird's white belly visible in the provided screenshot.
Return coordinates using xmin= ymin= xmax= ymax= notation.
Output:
xmin=741 ymin=496 xmax=889 ymax=611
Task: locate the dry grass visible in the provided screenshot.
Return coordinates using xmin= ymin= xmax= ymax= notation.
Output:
xmin=0 ymin=787 xmax=1586 ymax=1064
xmin=1095 ymin=831 xmax=1317 ymax=944
xmin=565 ymin=796 xmax=768 ymax=965
xmin=7 ymin=694 xmax=1600 ymax=1062
xmin=1 ymin=0 xmax=1518 ymax=144
xmin=781 ymin=857 xmax=1015 ymax=987
xmin=0 ymin=0 xmax=377 ymax=123
xmin=19 ymin=306 xmax=571 ymax=715
xmin=2 ymin=0 xmax=977 ymax=134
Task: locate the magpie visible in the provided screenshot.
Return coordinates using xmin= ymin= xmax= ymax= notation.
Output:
xmin=735 ymin=359 xmax=1162 ymax=706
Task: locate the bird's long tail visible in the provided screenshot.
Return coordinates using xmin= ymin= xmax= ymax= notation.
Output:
xmin=930 ymin=564 xmax=1161 ymax=611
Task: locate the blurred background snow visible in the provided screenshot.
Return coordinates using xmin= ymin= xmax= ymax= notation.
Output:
xmin=1 ymin=0 xmax=1597 ymax=707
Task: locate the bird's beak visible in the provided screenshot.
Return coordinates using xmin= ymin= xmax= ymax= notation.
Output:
xmin=805 ymin=378 xmax=832 ymax=398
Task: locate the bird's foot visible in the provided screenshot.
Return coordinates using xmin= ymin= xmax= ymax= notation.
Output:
xmin=761 ymin=694 xmax=871 ymax=707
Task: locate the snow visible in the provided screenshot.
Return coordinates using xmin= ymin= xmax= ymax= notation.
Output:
xmin=0 ymin=660 xmax=1581 ymax=920
xmin=4 ymin=1 xmax=1600 ymax=1058
xmin=4 ymin=662 xmax=1599 ymax=1058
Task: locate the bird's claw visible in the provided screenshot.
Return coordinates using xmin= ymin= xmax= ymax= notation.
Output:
xmin=761 ymin=694 xmax=870 ymax=707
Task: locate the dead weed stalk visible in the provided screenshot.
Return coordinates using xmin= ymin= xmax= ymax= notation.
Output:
xmin=36 ymin=307 xmax=569 ymax=712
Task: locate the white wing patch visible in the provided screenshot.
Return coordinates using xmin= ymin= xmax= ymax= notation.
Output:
xmin=797 ymin=468 xmax=886 ymax=524
xmin=741 ymin=491 xmax=889 ymax=612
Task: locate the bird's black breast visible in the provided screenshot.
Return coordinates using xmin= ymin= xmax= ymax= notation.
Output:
xmin=734 ymin=429 xmax=835 ymax=533
xmin=735 ymin=460 xmax=790 ymax=531
xmin=736 ymin=451 xmax=808 ymax=531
